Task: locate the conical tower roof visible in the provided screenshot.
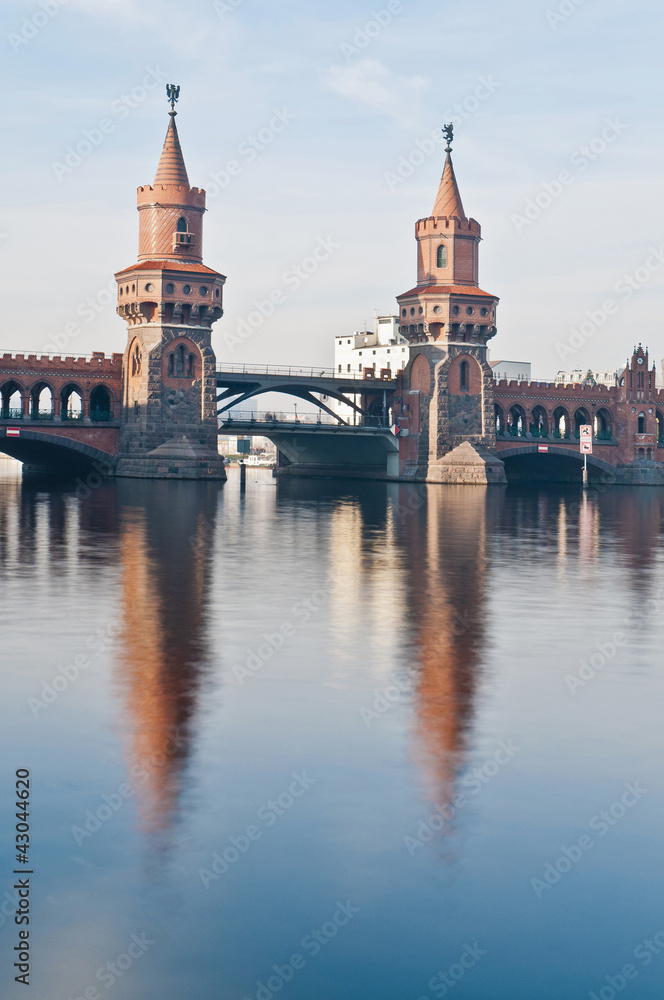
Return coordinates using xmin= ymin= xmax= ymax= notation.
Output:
xmin=432 ymin=151 xmax=465 ymax=219
xmin=154 ymin=112 xmax=189 ymax=187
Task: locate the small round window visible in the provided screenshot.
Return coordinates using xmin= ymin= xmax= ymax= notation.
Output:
xmin=466 ymin=307 xmax=474 ymax=316
xmin=183 ymin=284 xmax=191 ymax=295
xmin=433 ymin=306 xmax=441 ymax=314
xmin=199 ymin=286 xmax=208 ymax=296
xmin=452 ymin=305 xmax=460 ymax=315
xmin=166 ymin=282 xmax=175 ymax=294
xmin=480 ymin=307 xmax=488 ymax=317
xmin=145 ymin=283 xmax=154 ymax=292
xmin=401 ymin=309 xmax=407 ymax=317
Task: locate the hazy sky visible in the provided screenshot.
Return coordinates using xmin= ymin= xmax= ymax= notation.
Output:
xmin=1 ymin=0 xmax=663 ymax=377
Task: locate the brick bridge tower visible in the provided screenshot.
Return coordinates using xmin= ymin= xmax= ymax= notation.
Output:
xmin=397 ymin=126 xmax=506 ymax=483
xmin=114 ymin=85 xmax=226 ymax=479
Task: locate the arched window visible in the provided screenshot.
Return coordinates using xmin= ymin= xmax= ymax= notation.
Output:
xmin=186 ymin=353 xmax=195 ymax=377
xmin=656 ymin=410 xmax=664 ymax=444
xmin=436 ymin=245 xmax=447 ymax=268
xmin=168 ymin=353 xmax=174 ymax=377
xmin=459 ymin=360 xmax=469 ymax=390
xmin=177 ymin=216 xmax=187 ymax=232
xmin=638 ymin=412 xmax=646 ymax=433
xmin=90 ymin=386 xmax=111 ymax=422
xmin=1 ymin=380 xmax=23 ymax=418
xmin=61 ymin=385 xmax=82 ymax=421
xmin=553 ymin=407 xmax=569 ymax=439
xmin=530 ymin=406 xmax=548 ymax=437
xmin=495 ymin=404 xmax=504 ymax=435
xmin=131 ymin=342 xmax=142 ymax=377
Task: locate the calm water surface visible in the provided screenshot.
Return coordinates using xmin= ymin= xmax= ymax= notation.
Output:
xmin=0 ymin=461 xmax=663 ymax=999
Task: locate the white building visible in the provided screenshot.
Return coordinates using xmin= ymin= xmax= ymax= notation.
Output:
xmin=329 ymin=315 xmax=409 ymax=421
xmin=334 ymin=315 xmax=409 ymax=378
xmin=490 ymin=359 xmax=532 ymax=382
xmin=555 ymin=368 xmax=618 ymax=387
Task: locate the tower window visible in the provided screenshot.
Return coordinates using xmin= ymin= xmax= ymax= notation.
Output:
xmin=460 ymin=360 xmax=469 ymax=390
xmin=177 ymin=216 xmax=187 ymax=232
xmin=638 ymin=413 xmax=646 ymax=433
xmin=437 ymin=245 xmax=447 ymax=267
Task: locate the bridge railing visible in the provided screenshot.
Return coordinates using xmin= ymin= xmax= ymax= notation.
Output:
xmin=216 ymin=362 xmax=396 ymax=381
xmin=219 ymin=410 xmax=391 ymax=428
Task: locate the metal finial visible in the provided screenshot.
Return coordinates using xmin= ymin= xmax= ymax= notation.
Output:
xmin=442 ymin=123 xmax=454 ymax=152
xmin=166 ymin=83 xmax=181 ymax=114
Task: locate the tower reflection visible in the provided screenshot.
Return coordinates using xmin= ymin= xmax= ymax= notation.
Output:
xmin=393 ymin=485 xmax=498 ymax=803
xmin=115 ymin=480 xmax=220 ymax=836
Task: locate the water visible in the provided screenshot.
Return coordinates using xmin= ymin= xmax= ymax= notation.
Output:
xmin=1 ymin=461 xmax=663 ymax=1000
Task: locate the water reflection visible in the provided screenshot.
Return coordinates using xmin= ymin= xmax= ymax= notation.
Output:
xmin=115 ymin=481 xmax=220 ymax=837
xmin=393 ymin=486 xmax=496 ymax=804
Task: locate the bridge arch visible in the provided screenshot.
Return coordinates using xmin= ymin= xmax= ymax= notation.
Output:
xmin=90 ymin=384 xmax=113 ymax=421
xmin=507 ymin=404 xmax=526 ymax=437
xmin=595 ymin=407 xmax=613 ymax=440
xmin=552 ymin=406 xmax=570 ymax=439
xmin=530 ymin=404 xmax=549 ymax=436
xmin=0 ymin=429 xmax=117 ymax=474
xmin=573 ymin=406 xmax=591 ymax=437
xmin=498 ymin=444 xmax=616 ymax=484
xmin=60 ymin=383 xmax=84 ymax=420
xmin=494 ymin=403 xmax=504 ymax=435
xmin=1 ymin=379 xmax=25 ymax=417
xmin=29 ymin=382 xmax=54 ymax=418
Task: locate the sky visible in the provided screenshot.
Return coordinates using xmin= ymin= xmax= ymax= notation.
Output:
xmin=1 ymin=0 xmax=663 ymax=378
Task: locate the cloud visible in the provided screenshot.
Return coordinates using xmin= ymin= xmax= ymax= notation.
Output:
xmin=325 ymin=60 xmax=429 ymax=127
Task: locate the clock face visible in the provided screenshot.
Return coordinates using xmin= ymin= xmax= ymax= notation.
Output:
xmin=638 ymin=357 xmax=644 ymax=364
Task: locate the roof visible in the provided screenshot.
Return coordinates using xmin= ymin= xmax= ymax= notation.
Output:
xmin=432 ymin=151 xmax=465 ymax=218
xmin=154 ymin=114 xmax=190 ymax=187
xmin=115 ymin=259 xmax=224 ymax=277
xmin=397 ymin=284 xmax=497 ymax=299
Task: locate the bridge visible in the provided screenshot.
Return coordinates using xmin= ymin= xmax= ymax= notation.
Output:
xmin=2 ymin=93 xmax=663 ymax=486
xmin=219 ymin=409 xmax=400 ymax=478
xmin=216 ymin=362 xmax=398 ymax=422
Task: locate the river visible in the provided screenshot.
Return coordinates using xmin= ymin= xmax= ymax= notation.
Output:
xmin=1 ymin=461 xmax=662 ymax=999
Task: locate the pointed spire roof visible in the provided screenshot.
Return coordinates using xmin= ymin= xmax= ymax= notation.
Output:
xmin=432 ymin=150 xmax=466 ymax=219
xmin=154 ymin=112 xmax=190 ymax=187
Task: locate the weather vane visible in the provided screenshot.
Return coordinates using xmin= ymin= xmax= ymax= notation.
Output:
xmin=442 ymin=123 xmax=454 ymax=152
xmin=166 ymin=84 xmax=181 ymax=114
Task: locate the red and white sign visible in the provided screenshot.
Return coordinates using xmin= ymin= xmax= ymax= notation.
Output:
xmin=5 ymin=428 xmax=20 ymax=438
xmin=538 ymin=445 xmax=549 ymax=453
xmin=580 ymin=440 xmax=593 ymax=454
xmin=580 ymin=424 xmax=592 ymax=440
